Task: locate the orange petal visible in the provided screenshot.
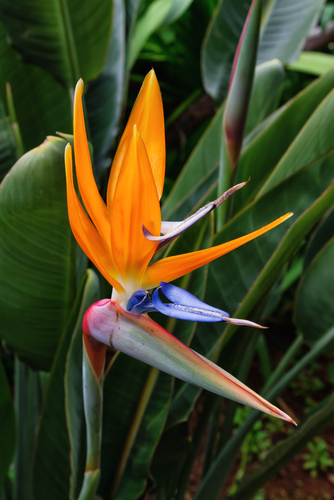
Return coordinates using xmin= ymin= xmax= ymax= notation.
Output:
xmin=65 ymin=144 xmax=124 ymax=294
xmin=107 ymin=69 xmax=165 ymax=206
xmin=110 ymin=126 xmax=161 ymax=295
xmin=73 ymin=80 xmax=110 ymax=242
xmin=142 ymin=213 xmax=293 ymax=289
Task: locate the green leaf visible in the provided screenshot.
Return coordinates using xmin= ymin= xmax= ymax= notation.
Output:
xmin=0 ymin=136 xmax=76 ymax=370
xmin=303 ymin=208 xmax=334 ymax=269
xmin=65 ymin=270 xmax=100 ymax=500
xmin=33 ymin=270 xmax=100 ymax=500
xmin=202 ymin=151 xmax=334 ymax=349
xmin=86 ymin=0 xmax=126 ymax=173
xmin=258 ymin=87 xmax=334 ymax=197
xmin=0 ymin=114 xmax=18 ymax=180
xmin=201 ymin=0 xmax=252 ymax=103
xmin=128 ymin=0 xmax=173 ymax=70
xmin=0 ymin=23 xmax=73 ymax=152
xmin=161 ymin=0 xmax=195 ymax=25
xmin=223 ymin=0 xmax=262 ymax=168
xmin=124 ymin=0 xmax=141 ymax=50
xmin=295 ymin=236 xmax=334 ymax=351
xmin=233 ymin=393 xmax=334 ymax=500
xmin=98 ymin=358 xmax=172 ymax=500
xmin=244 ymin=59 xmax=284 ymax=135
xmin=0 ymin=357 xmax=15 ymax=489
xmin=14 ymin=360 xmax=41 ymax=500
xmin=194 ymin=326 xmax=334 ymax=500
xmin=0 ymin=0 xmax=113 ymax=88
xmin=233 ymin=68 xmax=334 ymax=213
xmin=162 ymin=59 xmax=285 ymax=222
xmin=113 ymin=370 xmax=172 ymax=500
xmin=161 ymin=102 xmax=223 ymax=221
xmin=128 ymin=0 xmax=196 ymax=70
xmin=202 ymin=0 xmax=324 ymax=102
xmin=288 ymin=51 xmax=334 ymax=76
xmin=150 ymin=422 xmax=192 ymax=499
xmin=257 ymin=0 xmax=325 ymax=65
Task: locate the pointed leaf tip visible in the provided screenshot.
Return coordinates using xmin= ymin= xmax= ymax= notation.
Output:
xmin=84 ymin=300 xmax=296 ymax=423
xmin=224 ymin=0 xmax=262 ymax=167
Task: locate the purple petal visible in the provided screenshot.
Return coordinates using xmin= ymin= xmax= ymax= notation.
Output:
xmin=127 ymin=289 xmax=155 ymax=314
xmin=152 ymin=282 xmax=266 ymax=328
xmin=152 ymin=283 xmax=229 ymax=322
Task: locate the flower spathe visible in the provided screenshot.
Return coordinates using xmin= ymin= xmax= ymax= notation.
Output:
xmin=83 ymin=298 xmax=295 ymax=423
xmin=65 ymin=69 xmax=295 ymax=424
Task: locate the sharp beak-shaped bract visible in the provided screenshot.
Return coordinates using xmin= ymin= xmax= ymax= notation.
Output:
xmin=65 ymin=69 xmax=295 ymax=423
xmin=83 ymin=300 xmax=296 ymax=425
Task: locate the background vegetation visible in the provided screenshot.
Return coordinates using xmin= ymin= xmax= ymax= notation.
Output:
xmin=1 ymin=0 xmax=334 ymax=499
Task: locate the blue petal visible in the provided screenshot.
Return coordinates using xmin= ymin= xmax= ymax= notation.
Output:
xmin=152 ymin=283 xmax=230 ymax=322
xmin=127 ymin=289 xmax=156 ymax=314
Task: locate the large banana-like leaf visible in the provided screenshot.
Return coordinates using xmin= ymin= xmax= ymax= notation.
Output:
xmin=163 ymin=67 xmax=334 ymax=223
xmin=303 ymin=208 xmax=334 ymax=269
xmin=233 ymin=68 xmax=334 ymax=212
xmin=215 ymin=175 xmax=334 ymax=353
xmin=295 ymin=236 xmax=334 ymax=352
xmin=98 ymin=357 xmax=172 ymax=500
xmin=202 ymin=0 xmax=252 ymax=103
xmin=162 ymin=60 xmax=287 ymax=222
xmin=204 ymin=153 xmax=334 ymax=326
xmin=244 ymin=59 xmax=284 ymax=136
xmin=258 ymin=87 xmax=334 ymax=196
xmin=86 ymin=0 xmax=125 ymax=175
xmin=65 ymin=271 xmax=101 ymax=500
xmin=257 ymin=0 xmax=325 ymax=65
xmin=0 ymin=136 xmax=76 ymax=370
xmin=0 ymin=0 xmax=112 ymax=88
xmin=33 ymin=271 xmax=100 ymax=500
xmin=202 ymin=0 xmax=324 ymax=103
xmin=170 ymin=154 xmax=334 ymax=426
xmin=0 ymin=23 xmax=72 ymax=152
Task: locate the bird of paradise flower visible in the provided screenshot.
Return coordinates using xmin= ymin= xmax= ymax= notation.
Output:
xmin=64 ymin=69 xmax=295 ymax=426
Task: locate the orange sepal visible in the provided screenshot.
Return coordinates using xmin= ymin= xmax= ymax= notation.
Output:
xmin=65 ymin=144 xmax=124 ymax=295
xmin=107 ymin=69 xmax=165 ymax=206
xmin=142 ymin=213 xmax=293 ymax=289
xmin=110 ymin=126 xmax=161 ymax=294
xmin=73 ymin=80 xmax=110 ymax=242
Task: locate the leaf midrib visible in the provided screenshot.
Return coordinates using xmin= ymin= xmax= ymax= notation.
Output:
xmin=56 ymin=0 xmax=81 ymax=88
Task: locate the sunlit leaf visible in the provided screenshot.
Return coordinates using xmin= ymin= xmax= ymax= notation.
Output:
xmin=288 ymin=51 xmax=334 ymax=76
